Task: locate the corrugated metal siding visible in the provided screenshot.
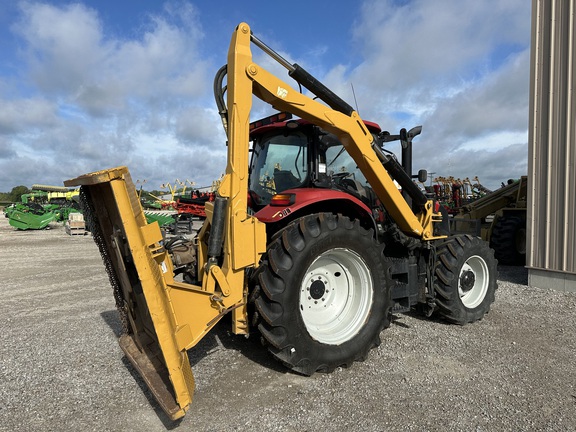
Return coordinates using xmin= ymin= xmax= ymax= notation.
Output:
xmin=528 ymin=0 xmax=576 ymax=275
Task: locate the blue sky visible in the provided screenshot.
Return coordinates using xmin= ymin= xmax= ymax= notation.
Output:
xmin=0 ymin=0 xmax=531 ymax=192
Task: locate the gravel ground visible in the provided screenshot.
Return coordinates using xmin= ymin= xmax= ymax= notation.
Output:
xmin=1 ymin=215 xmax=575 ymax=432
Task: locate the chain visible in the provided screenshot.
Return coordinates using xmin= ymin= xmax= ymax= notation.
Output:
xmin=80 ymin=187 xmax=129 ymax=334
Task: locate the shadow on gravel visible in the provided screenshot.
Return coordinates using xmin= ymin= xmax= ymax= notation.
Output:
xmin=100 ymin=309 xmax=286 ymax=373
xmin=391 ymin=310 xmax=449 ymax=328
xmin=100 ymin=310 xmax=123 ymax=337
xmin=186 ymin=317 xmax=288 ymax=374
xmin=497 ymin=264 xmax=528 ymax=285
xmin=121 ymin=357 xmax=184 ymax=430
xmin=99 ymin=310 xmax=182 ymax=428
xmin=390 ymin=264 xmax=529 ymax=330
xmin=390 ymin=315 xmax=414 ymax=328
xmin=99 ymin=309 xmax=289 ymax=421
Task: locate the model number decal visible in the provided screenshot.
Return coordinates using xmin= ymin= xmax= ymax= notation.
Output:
xmin=273 ymin=208 xmax=292 ymax=218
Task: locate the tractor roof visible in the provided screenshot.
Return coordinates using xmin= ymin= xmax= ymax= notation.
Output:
xmin=249 ymin=113 xmax=381 ymax=137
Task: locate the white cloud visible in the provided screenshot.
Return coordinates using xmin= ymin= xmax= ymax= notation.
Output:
xmin=0 ymin=0 xmax=531 ymax=193
xmin=174 ymin=107 xmax=225 ymax=147
xmin=14 ymin=1 xmax=212 ymax=117
xmin=1 ymin=1 xmax=223 ymax=191
xmin=0 ymin=137 xmax=17 ymax=159
xmin=326 ymin=0 xmax=532 ymax=189
xmin=14 ymin=2 xmax=106 ymax=93
xmin=352 ymin=0 xmax=530 ymax=88
xmin=425 ymin=49 xmax=530 ymax=144
xmin=0 ymin=97 xmax=58 ymax=134
xmin=458 ymin=130 xmax=528 ymax=152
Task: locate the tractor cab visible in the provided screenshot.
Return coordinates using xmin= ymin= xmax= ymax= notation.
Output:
xmin=248 ymin=113 xmax=382 ymax=216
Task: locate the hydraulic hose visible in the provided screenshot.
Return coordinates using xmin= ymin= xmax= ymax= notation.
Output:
xmin=214 ymin=65 xmax=228 ymax=134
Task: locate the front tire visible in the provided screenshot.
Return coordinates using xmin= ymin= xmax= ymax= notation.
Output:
xmin=434 ymin=235 xmax=497 ymax=324
xmin=255 ymin=213 xmax=391 ymax=375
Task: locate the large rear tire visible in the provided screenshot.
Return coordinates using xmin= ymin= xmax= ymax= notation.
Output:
xmin=254 ymin=213 xmax=391 ymax=375
xmin=434 ymin=235 xmax=497 ymax=324
xmin=490 ymin=215 xmax=526 ymax=265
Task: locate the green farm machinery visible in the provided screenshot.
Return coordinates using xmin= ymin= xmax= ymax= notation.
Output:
xmin=4 ymin=185 xmax=81 ymax=230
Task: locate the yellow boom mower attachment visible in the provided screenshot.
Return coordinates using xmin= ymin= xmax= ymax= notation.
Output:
xmin=65 ymin=166 xmax=266 ymax=420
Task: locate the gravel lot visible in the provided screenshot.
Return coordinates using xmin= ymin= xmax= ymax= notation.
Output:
xmin=1 ymin=215 xmax=575 ymax=432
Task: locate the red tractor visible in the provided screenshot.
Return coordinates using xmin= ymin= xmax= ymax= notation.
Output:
xmin=243 ymin=112 xmax=443 ymax=316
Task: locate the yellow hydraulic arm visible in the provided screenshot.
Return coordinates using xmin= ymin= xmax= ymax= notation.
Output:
xmin=65 ymin=22 xmax=442 ymax=420
xmin=237 ymin=23 xmax=440 ymax=238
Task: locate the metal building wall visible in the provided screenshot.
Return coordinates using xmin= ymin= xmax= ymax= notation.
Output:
xmin=528 ymin=0 xmax=576 ymax=292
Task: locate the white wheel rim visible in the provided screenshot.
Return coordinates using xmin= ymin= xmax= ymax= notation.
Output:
xmin=458 ymin=255 xmax=489 ymax=309
xmin=299 ymin=248 xmax=373 ymax=345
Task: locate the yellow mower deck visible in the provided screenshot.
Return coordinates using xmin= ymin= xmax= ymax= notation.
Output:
xmin=65 ymin=167 xmax=194 ymax=420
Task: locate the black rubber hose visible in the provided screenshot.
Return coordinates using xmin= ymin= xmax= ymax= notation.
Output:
xmin=213 ymin=65 xmax=228 ymax=133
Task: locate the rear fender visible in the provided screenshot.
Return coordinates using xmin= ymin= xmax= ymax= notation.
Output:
xmin=255 ymin=188 xmax=376 ymax=233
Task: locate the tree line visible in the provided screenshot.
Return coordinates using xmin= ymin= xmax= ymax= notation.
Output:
xmin=0 ymin=186 xmax=30 ymax=203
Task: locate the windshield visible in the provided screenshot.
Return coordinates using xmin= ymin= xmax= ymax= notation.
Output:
xmin=321 ymin=132 xmax=368 ymax=185
xmin=249 ymin=132 xmax=308 ymax=205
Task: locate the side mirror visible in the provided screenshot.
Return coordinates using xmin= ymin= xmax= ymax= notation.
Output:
xmin=418 ymin=169 xmax=428 ymax=183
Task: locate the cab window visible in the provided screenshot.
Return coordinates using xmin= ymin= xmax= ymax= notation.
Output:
xmin=249 ymin=132 xmax=308 ymax=204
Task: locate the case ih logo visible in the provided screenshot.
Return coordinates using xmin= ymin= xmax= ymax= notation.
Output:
xmin=277 ymin=86 xmax=288 ymax=98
